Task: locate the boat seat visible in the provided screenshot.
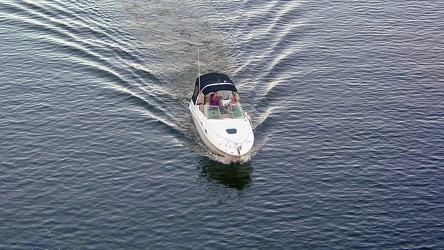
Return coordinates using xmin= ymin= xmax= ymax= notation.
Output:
xmin=197 ymin=93 xmax=205 ymax=104
xmin=197 ymin=94 xmax=205 ymax=112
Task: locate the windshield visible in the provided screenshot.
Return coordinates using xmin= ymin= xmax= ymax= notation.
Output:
xmin=205 ymin=105 xmax=221 ymax=119
xmin=204 ymin=103 xmax=244 ymax=119
xmin=231 ymin=104 xmax=244 ymax=118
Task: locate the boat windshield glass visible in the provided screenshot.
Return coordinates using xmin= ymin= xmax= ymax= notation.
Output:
xmin=205 ymin=105 xmax=221 ymax=119
xmin=231 ymin=104 xmax=244 ymax=118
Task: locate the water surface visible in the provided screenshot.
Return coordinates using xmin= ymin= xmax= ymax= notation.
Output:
xmin=1 ymin=0 xmax=443 ymax=248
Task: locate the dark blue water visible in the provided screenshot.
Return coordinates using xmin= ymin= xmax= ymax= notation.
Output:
xmin=1 ymin=0 xmax=443 ymax=248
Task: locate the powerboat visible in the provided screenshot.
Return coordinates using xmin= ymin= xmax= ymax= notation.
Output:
xmin=189 ymin=73 xmax=254 ymax=162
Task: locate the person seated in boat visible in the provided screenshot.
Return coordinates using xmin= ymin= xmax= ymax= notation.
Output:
xmin=209 ymin=93 xmax=220 ymax=107
xmin=224 ymin=95 xmax=237 ymax=112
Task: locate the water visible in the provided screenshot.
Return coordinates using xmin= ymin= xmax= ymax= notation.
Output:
xmin=1 ymin=0 xmax=443 ymax=248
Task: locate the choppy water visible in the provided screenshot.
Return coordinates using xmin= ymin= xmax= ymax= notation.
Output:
xmin=1 ymin=0 xmax=443 ymax=248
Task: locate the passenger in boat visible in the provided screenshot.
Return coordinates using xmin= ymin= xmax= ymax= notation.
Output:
xmin=224 ymin=96 xmax=237 ymax=112
xmin=230 ymin=96 xmax=237 ymax=105
xmin=209 ymin=93 xmax=220 ymax=107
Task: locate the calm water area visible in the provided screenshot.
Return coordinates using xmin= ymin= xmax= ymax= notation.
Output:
xmin=1 ymin=0 xmax=443 ymax=248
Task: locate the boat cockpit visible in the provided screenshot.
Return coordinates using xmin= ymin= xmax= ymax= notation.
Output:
xmin=197 ymin=90 xmax=245 ymax=120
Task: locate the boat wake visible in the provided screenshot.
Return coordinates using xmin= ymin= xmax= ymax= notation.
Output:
xmin=22 ymin=0 xmax=279 ymax=164
xmin=113 ymin=1 xmax=275 ymax=163
xmin=2 ymin=0 xmax=285 ymax=163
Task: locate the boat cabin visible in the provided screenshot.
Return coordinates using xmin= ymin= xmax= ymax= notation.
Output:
xmin=191 ymin=73 xmax=245 ymax=119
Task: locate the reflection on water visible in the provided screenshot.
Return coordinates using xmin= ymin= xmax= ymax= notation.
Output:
xmin=199 ymin=157 xmax=253 ymax=190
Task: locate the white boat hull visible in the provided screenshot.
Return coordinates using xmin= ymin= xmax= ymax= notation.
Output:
xmin=189 ymin=101 xmax=254 ymax=162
